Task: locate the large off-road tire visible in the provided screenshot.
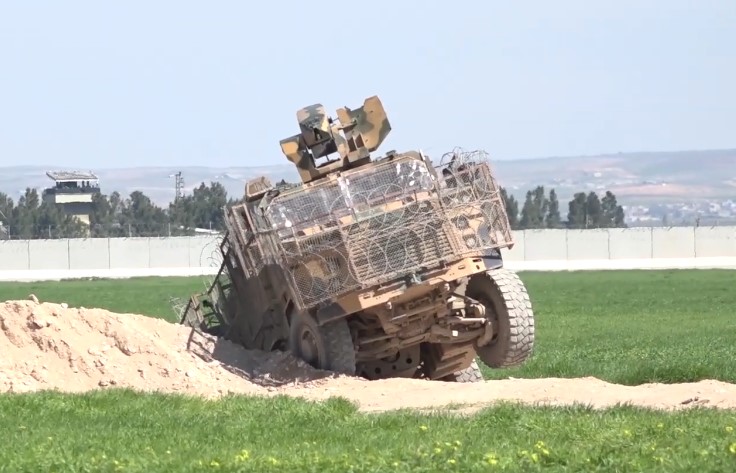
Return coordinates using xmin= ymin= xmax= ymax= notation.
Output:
xmin=466 ymin=268 xmax=535 ymax=368
xmin=441 ymin=359 xmax=484 ymax=383
xmin=288 ymin=311 xmax=356 ymax=376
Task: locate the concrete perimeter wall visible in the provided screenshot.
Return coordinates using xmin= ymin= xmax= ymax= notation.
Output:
xmin=0 ymin=235 xmax=223 ymax=281
xmin=501 ymin=226 xmax=736 ymax=271
xmin=1 ymin=227 xmax=735 ymax=281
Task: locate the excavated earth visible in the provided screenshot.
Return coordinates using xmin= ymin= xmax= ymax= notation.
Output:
xmin=2 ymin=298 xmax=736 ymax=413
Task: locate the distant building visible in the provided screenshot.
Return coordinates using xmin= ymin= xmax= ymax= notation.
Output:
xmin=42 ymin=171 xmax=100 ymax=226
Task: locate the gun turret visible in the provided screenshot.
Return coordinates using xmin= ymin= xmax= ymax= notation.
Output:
xmin=279 ymin=95 xmax=391 ymax=184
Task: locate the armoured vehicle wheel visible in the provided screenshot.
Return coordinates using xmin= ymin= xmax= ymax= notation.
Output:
xmin=466 ymin=268 xmax=535 ymax=368
xmin=288 ymin=311 xmax=356 ymax=376
xmin=441 ymin=359 xmax=484 ymax=383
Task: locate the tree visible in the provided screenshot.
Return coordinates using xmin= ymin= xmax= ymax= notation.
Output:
xmin=600 ymin=191 xmax=626 ymax=228
xmin=566 ymin=190 xmax=626 ymax=229
xmin=0 ymin=192 xmax=14 ymax=238
xmin=567 ymin=192 xmax=587 ymax=229
xmin=0 ymin=188 xmax=88 ymax=238
xmin=499 ymin=187 xmax=519 ymax=229
xmin=545 ymin=189 xmax=562 ymax=228
xmin=89 ymin=191 xmax=128 ymax=237
xmin=120 ymin=191 xmax=170 ymax=236
xmin=519 ymin=186 xmax=547 ymax=229
xmin=35 ymin=200 xmax=87 ymax=238
xmin=585 ymin=192 xmax=602 ymax=227
xmin=519 ymin=191 xmax=535 ymax=229
xmin=169 ymin=181 xmax=229 ymax=233
xmin=614 ymin=205 xmax=626 ymax=227
xmin=12 ymin=188 xmax=40 ymax=238
xmin=532 ymin=186 xmax=548 ymax=223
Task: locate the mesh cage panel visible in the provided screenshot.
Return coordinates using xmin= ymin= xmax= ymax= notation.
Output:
xmin=437 ymin=149 xmax=513 ymax=254
xmin=228 ymin=149 xmax=512 ymax=309
xmin=340 ymin=200 xmax=455 ymax=286
xmin=280 ymin=228 xmax=358 ymax=307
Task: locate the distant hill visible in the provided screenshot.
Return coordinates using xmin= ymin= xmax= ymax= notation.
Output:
xmin=2 ymin=149 xmax=735 ymax=208
xmin=494 ymin=148 xmax=736 ymax=205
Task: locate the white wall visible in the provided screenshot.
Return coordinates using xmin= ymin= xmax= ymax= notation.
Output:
xmin=501 ymin=226 xmax=736 ymax=271
xmin=0 ymin=227 xmax=734 ymax=281
xmin=0 ymin=235 xmax=221 ymax=281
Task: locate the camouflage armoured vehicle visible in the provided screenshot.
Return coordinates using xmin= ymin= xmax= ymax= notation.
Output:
xmin=181 ymin=95 xmax=534 ymax=382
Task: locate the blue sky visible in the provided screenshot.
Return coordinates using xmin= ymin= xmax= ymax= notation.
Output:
xmin=0 ymin=0 xmax=734 ymax=169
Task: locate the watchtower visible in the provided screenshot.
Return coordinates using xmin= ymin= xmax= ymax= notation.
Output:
xmin=42 ymin=171 xmax=100 ymax=226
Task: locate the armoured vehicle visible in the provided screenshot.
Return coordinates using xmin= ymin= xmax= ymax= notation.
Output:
xmin=181 ymin=95 xmax=535 ymax=382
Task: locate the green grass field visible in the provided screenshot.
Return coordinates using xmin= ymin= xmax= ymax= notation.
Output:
xmin=0 ymin=276 xmax=203 ymax=323
xmin=1 ymin=270 xmax=736 ymax=471
xmin=2 ymin=269 xmax=734 ymax=385
xmin=2 ymin=391 xmax=735 ymax=472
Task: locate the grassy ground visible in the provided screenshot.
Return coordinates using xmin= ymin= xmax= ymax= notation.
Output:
xmin=1 ymin=269 xmax=734 ymax=385
xmin=0 ymin=276 xmax=203 ymax=322
xmin=2 ymin=390 xmax=736 ymax=472
xmin=1 ymin=270 xmax=736 ymax=471
xmin=482 ymin=269 xmax=736 ymax=384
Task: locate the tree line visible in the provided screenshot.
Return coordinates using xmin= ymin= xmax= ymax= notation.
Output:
xmin=500 ymin=186 xmax=626 ymax=230
xmin=0 ymin=181 xmax=626 ymax=239
xmin=0 ymin=182 xmax=239 ymax=239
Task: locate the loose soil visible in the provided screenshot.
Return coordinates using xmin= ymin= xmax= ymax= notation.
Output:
xmin=2 ymin=299 xmax=735 ymax=413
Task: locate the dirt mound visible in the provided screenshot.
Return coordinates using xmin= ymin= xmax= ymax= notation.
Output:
xmin=2 ymin=299 xmax=736 ymax=412
xmin=282 ymin=377 xmax=736 ymax=413
xmin=0 ymin=299 xmax=331 ymax=398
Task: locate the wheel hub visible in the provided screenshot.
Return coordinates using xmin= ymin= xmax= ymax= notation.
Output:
xmin=477 ymin=295 xmax=499 ymax=345
xmin=299 ymin=328 xmax=320 ymax=365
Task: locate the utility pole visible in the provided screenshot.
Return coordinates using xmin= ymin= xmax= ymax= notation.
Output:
xmin=170 ymin=171 xmax=184 ymax=202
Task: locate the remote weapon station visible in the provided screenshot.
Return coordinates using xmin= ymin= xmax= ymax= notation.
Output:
xmin=181 ymin=96 xmax=535 ymax=382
